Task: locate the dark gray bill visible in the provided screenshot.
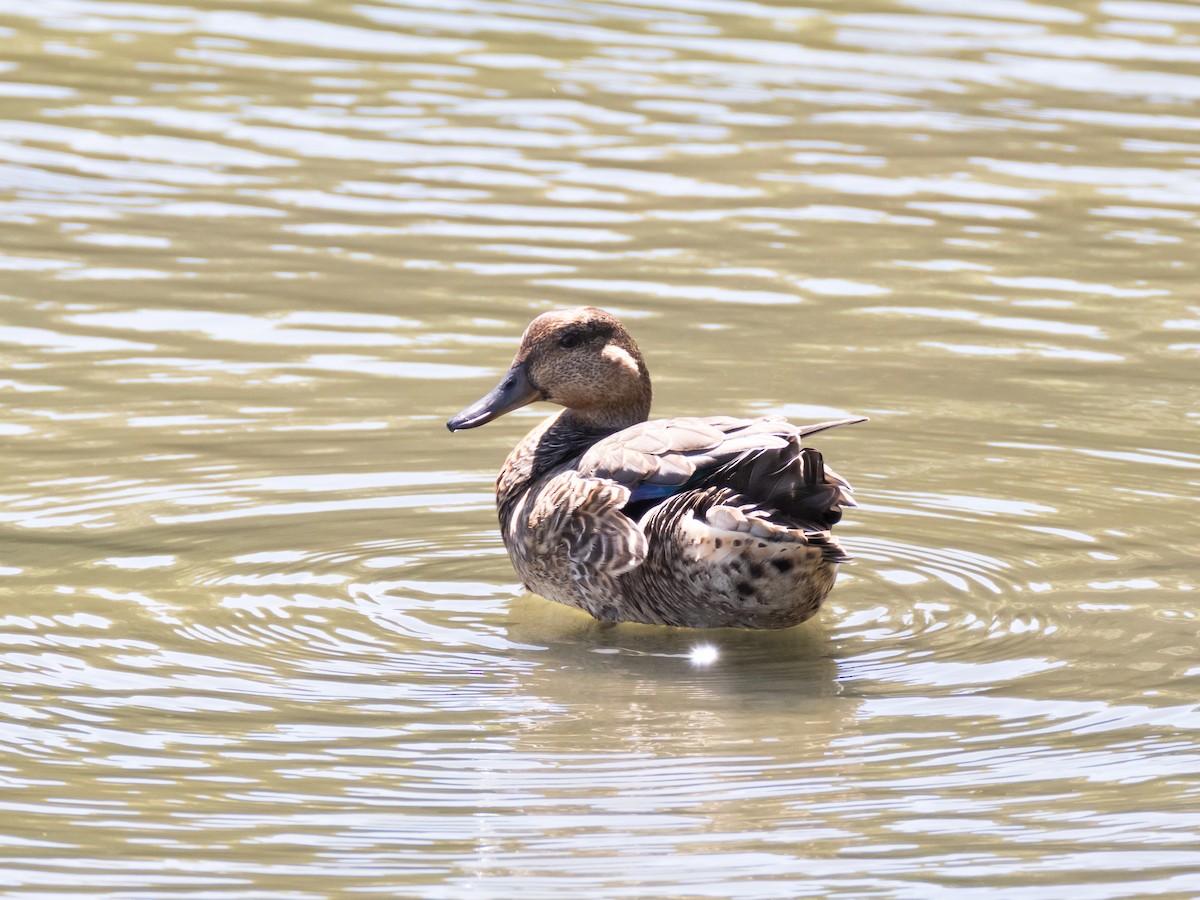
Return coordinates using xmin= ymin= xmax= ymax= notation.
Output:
xmin=446 ymin=362 xmax=540 ymax=431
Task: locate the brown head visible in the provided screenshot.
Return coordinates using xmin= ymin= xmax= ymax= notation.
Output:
xmin=447 ymin=307 xmax=652 ymax=433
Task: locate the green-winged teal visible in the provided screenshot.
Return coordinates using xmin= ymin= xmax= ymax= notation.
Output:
xmin=448 ymin=307 xmax=864 ymax=628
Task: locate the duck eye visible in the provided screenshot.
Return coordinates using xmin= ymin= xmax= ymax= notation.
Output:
xmin=558 ymin=332 xmax=582 ymax=349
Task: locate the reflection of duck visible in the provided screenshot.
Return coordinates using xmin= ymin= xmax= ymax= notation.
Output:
xmin=448 ymin=307 xmax=865 ymax=629
xmin=504 ymin=591 xmax=845 ymax=707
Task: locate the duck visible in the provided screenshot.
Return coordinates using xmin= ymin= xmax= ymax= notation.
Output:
xmin=447 ymin=307 xmax=865 ymax=629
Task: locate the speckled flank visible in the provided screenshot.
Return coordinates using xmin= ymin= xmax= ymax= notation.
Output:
xmin=614 ymin=487 xmax=842 ymax=628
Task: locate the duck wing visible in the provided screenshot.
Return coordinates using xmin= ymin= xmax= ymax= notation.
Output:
xmin=579 ymin=415 xmax=865 ymax=527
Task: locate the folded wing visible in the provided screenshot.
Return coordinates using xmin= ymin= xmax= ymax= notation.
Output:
xmin=579 ymin=415 xmax=865 ymax=528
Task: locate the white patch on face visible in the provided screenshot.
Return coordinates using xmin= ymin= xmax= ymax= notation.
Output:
xmin=602 ymin=343 xmax=639 ymax=373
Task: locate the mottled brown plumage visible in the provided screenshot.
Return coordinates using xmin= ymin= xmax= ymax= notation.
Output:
xmin=448 ymin=307 xmax=865 ymax=629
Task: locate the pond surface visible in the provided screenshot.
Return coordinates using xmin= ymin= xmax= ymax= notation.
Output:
xmin=1 ymin=0 xmax=1199 ymax=895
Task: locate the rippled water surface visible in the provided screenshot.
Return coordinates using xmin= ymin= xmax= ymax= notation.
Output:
xmin=2 ymin=0 xmax=1199 ymax=895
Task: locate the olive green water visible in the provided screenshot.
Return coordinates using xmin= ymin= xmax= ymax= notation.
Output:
xmin=1 ymin=0 xmax=1199 ymax=896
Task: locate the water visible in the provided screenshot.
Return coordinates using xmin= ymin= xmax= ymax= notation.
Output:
xmin=1 ymin=0 xmax=1199 ymax=895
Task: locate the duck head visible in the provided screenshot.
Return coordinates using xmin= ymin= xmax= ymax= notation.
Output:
xmin=447 ymin=307 xmax=652 ymax=432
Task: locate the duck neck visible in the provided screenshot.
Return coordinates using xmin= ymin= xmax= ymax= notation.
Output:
xmin=560 ymin=358 xmax=652 ymax=434
xmin=495 ymin=393 xmax=650 ymax=523
xmin=559 ymin=397 xmax=650 ymax=435
xmin=495 ymin=356 xmax=652 ymax=521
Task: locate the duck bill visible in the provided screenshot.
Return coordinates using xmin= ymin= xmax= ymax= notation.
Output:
xmin=447 ymin=362 xmax=540 ymax=431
